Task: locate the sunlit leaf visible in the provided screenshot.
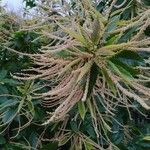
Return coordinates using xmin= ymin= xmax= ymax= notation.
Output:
xmin=78 ymin=101 xmax=86 ymax=120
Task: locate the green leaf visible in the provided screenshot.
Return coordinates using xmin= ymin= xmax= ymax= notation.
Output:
xmin=105 ymin=34 xmax=120 ymax=45
xmin=17 ymin=86 xmax=25 ymax=94
xmin=70 ymin=120 xmax=78 ymax=132
xmin=94 ymin=94 xmax=106 ymax=113
xmin=27 ymin=100 xmax=35 ymax=116
xmin=137 ymin=141 xmax=150 ymax=148
xmin=34 ymin=107 xmax=45 ymax=121
xmin=29 ymin=131 xmax=39 ymax=148
xmin=77 ymin=61 xmax=93 ymax=83
xmin=2 ymin=79 xmax=20 ymax=85
xmin=106 ymin=15 xmax=120 ymax=32
xmin=0 ymin=69 xmax=7 ymax=80
xmin=111 ymin=50 xmax=144 ymax=66
xmin=143 ymin=136 xmax=150 ymax=141
xmin=116 ymin=64 xmax=133 ymax=80
xmin=87 ymin=63 xmax=99 ymax=97
xmin=78 ymin=101 xmax=86 ymax=120
xmin=2 ymin=108 xmax=17 ymax=124
xmin=82 ymin=115 xmax=96 ymax=138
xmin=91 ymin=18 xmax=102 ymax=45
xmin=84 ymin=141 xmax=95 ymax=150
xmin=0 ymin=135 xmax=6 ymax=144
xmin=56 ymin=21 xmax=87 ymax=46
xmin=143 ymin=0 xmax=150 ymax=6
xmin=0 ymin=99 xmax=18 ymax=111
xmin=17 ymin=99 xmax=24 ymax=113
xmin=59 ymin=58 xmax=81 ymax=77
xmin=101 ymin=68 xmax=117 ymax=94
xmin=109 ymin=58 xmax=139 ymax=77
xmin=59 ymin=133 xmax=73 ymax=146
xmin=0 ymin=85 xmax=8 ymax=94
xmin=96 ymin=1 xmax=105 ymax=12
xmin=118 ymin=26 xmax=138 ymax=43
xmin=108 ymin=61 xmax=133 ymax=80
xmin=40 ymin=142 xmax=58 ymax=150
xmin=79 ymin=26 xmax=93 ymax=47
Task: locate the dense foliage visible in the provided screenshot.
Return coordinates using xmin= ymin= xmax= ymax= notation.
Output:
xmin=0 ymin=0 xmax=150 ymax=150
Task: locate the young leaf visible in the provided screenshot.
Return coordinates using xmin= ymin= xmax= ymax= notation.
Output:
xmin=78 ymin=101 xmax=86 ymax=120
xmin=27 ymin=100 xmax=35 ymax=116
xmin=143 ymin=136 xmax=150 ymax=141
xmin=84 ymin=141 xmax=95 ymax=150
xmin=56 ymin=21 xmax=87 ymax=46
xmin=91 ymin=18 xmax=102 ymax=45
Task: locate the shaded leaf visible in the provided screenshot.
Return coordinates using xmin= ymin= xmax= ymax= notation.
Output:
xmin=40 ymin=142 xmax=58 ymax=150
xmin=0 ymin=135 xmax=6 ymax=144
xmin=101 ymin=68 xmax=117 ymax=94
xmin=2 ymin=108 xmax=17 ymax=124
